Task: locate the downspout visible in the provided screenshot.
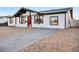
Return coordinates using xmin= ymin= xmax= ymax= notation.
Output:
xmin=65 ymin=13 xmax=66 ymax=29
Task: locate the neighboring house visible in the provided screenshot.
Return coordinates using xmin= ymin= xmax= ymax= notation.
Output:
xmin=0 ymin=16 xmax=10 ymax=26
xmin=8 ymin=7 xmax=73 ymax=29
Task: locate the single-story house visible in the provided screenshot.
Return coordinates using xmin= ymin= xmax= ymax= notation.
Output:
xmin=8 ymin=7 xmax=73 ymax=29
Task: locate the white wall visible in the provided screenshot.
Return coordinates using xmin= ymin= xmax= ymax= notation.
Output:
xmin=22 ymin=11 xmax=37 ymax=16
xmin=66 ymin=10 xmax=72 ymax=28
xmin=15 ymin=17 xmax=27 ymax=27
xmin=8 ymin=17 xmax=15 ymax=26
xmin=14 ymin=11 xmax=38 ymax=27
xmin=8 ymin=12 xmax=67 ymax=29
xmin=32 ymin=14 xmax=65 ymax=29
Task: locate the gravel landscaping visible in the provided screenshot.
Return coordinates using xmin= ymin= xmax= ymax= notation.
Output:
xmin=19 ymin=28 xmax=79 ymax=52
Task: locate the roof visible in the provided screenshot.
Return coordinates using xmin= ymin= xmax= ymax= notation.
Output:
xmin=13 ymin=7 xmax=73 ymax=17
xmin=39 ymin=7 xmax=73 ymax=14
xmin=0 ymin=16 xmax=12 ymax=18
xmin=13 ymin=7 xmax=39 ymax=17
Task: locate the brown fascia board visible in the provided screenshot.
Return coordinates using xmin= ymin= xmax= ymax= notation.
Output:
xmin=39 ymin=11 xmax=67 ymax=15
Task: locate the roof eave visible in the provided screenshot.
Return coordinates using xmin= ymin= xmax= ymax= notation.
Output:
xmin=40 ymin=11 xmax=67 ymax=15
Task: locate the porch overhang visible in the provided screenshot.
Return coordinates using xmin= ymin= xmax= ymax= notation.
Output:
xmin=13 ymin=7 xmax=40 ymax=17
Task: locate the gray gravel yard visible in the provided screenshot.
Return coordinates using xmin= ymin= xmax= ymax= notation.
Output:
xmin=19 ymin=28 xmax=79 ymax=52
xmin=0 ymin=27 xmax=59 ymax=52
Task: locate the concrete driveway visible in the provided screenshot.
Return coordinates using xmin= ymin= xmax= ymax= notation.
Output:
xmin=0 ymin=28 xmax=59 ymax=52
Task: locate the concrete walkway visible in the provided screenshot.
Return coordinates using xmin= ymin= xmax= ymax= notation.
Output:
xmin=0 ymin=28 xmax=59 ymax=52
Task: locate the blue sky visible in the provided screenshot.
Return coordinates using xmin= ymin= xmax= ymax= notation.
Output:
xmin=0 ymin=7 xmax=79 ymax=19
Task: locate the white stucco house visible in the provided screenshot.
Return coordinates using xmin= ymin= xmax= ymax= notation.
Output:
xmin=8 ymin=7 xmax=73 ymax=29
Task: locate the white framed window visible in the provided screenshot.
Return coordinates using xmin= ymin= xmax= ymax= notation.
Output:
xmin=20 ymin=16 xmax=27 ymax=24
xmin=9 ymin=18 xmax=13 ymax=24
xmin=34 ymin=15 xmax=43 ymax=24
xmin=50 ymin=16 xmax=58 ymax=25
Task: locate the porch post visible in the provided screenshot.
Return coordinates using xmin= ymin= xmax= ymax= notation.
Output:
xmin=28 ymin=11 xmax=31 ymax=29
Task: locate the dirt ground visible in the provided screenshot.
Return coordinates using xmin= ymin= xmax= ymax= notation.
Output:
xmin=0 ymin=27 xmax=26 ymax=38
xmin=0 ymin=27 xmax=58 ymax=52
xmin=19 ymin=28 xmax=79 ymax=52
xmin=0 ymin=27 xmax=38 ymax=38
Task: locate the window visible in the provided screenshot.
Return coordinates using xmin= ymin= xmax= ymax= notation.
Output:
xmin=9 ymin=18 xmax=13 ymax=24
xmin=34 ymin=15 xmax=43 ymax=24
xmin=20 ymin=16 xmax=27 ymax=24
xmin=15 ymin=17 xmax=17 ymax=24
xmin=50 ymin=16 xmax=58 ymax=25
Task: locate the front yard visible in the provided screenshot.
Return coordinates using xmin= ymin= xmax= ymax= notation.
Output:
xmin=0 ymin=27 xmax=58 ymax=52
xmin=0 ymin=27 xmax=79 ymax=52
xmin=0 ymin=27 xmax=47 ymax=38
xmin=0 ymin=27 xmax=27 ymax=38
xmin=19 ymin=28 xmax=79 ymax=52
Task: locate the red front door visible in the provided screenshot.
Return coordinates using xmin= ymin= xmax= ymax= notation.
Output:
xmin=27 ymin=16 xmax=31 ymax=28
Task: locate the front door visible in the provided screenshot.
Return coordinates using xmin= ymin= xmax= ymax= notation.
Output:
xmin=27 ymin=16 xmax=32 ymax=28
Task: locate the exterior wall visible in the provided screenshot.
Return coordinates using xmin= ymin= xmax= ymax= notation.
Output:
xmin=66 ymin=10 xmax=72 ymax=28
xmin=8 ymin=11 xmax=72 ymax=29
xmin=8 ymin=17 xmax=15 ymax=26
xmin=32 ymin=14 xmax=65 ymax=29
xmin=15 ymin=17 xmax=27 ymax=27
xmin=22 ymin=12 xmax=37 ymax=16
xmin=12 ymin=11 xmax=38 ymax=27
xmin=70 ymin=19 xmax=79 ymax=27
